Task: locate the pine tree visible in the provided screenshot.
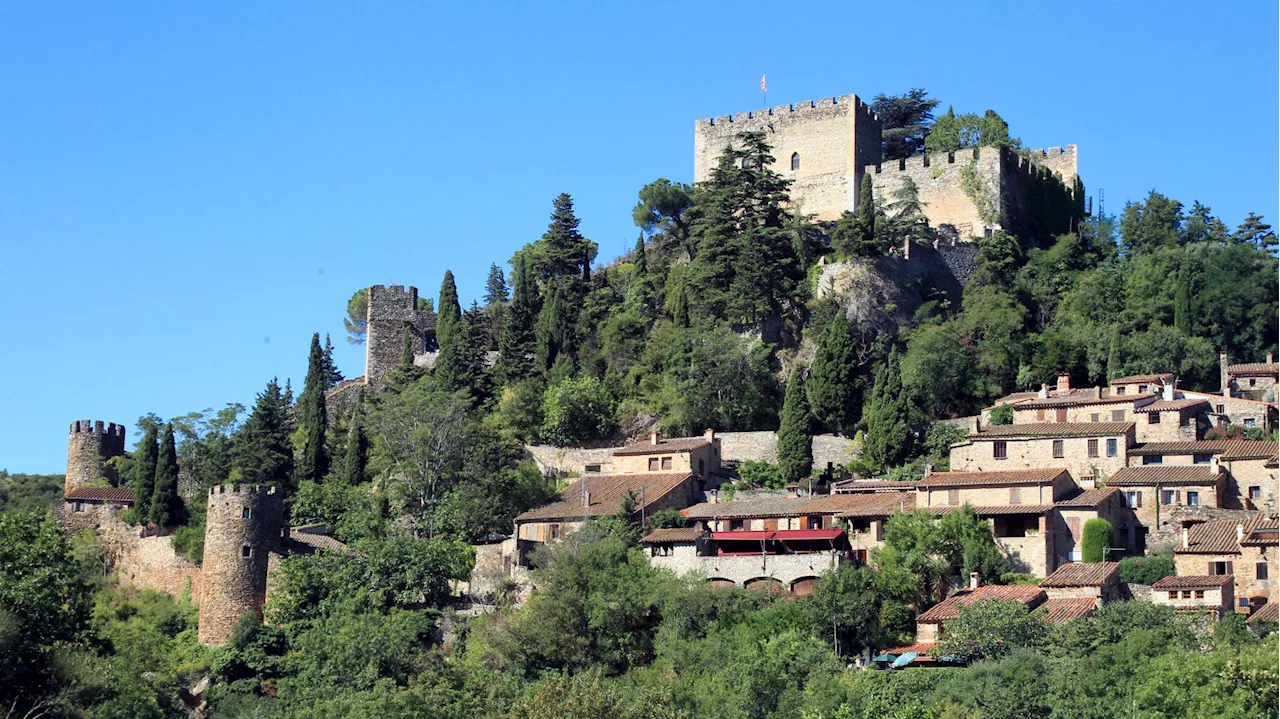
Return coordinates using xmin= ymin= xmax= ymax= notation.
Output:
xmin=484 ymin=263 xmax=508 ymax=306
xmin=131 ymin=423 xmax=160 ymax=520
xmin=808 ymin=313 xmax=860 ymax=435
xmin=1106 ymin=324 xmax=1122 ymax=381
xmin=498 ymin=254 xmax=538 ymax=381
xmin=533 ymin=194 xmax=595 ymax=286
xmin=150 ymin=423 xmax=181 ymax=527
xmin=295 ymin=333 xmax=329 ymax=485
xmin=230 ymin=378 xmax=294 ymax=491
xmin=340 ymin=421 xmax=367 ymax=486
xmin=633 ymin=232 xmax=647 ymax=276
xmin=437 ymin=270 xmax=462 ymax=351
xmin=778 ymin=368 xmax=814 ymax=485
xmin=672 ymin=283 xmax=690 ymax=328
xmin=401 ymin=324 xmax=416 ymax=368
xmin=1174 ymin=262 xmax=1192 ymax=335
xmin=321 ymin=334 xmax=343 ymax=390
xmin=862 ymin=348 xmax=912 ymax=471
xmin=535 ymin=281 xmax=570 ymax=372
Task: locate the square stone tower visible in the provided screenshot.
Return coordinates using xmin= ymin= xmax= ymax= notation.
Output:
xmin=694 ymin=94 xmax=882 ymax=222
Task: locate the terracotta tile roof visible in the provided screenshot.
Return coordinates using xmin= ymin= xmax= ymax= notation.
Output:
xmin=1041 ymin=562 xmax=1120 ymax=588
xmin=1248 ymin=602 xmax=1279 ymax=622
xmin=1174 ymin=517 xmax=1271 ymax=555
xmin=1106 ymin=466 xmax=1221 ymax=487
xmin=1152 ymin=575 xmax=1233 ymax=590
xmin=1056 ymin=487 xmax=1120 ymax=507
xmin=916 ymin=585 xmax=1047 ymax=623
xmin=285 ymin=530 xmax=348 ymax=554
xmin=969 ymin=423 xmax=1133 ymax=439
xmin=1016 ymin=392 xmax=1155 ymax=410
xmin=516 ymin=472 xmax=693 ymax=522
xmin=883 ymin=641 xmax=939 ymax=656
xmin=917 ymin=468 xmax=1067 ymax=488
xmin=923 ymin=504 xmax=1054 ymax=516
xmin=1127 ymin=441 xmax=1278 ymax=460
xmin=1133 ymin=399 xmax=1209 ymax=413
xmin=642 ymin=527 xmax=706 ymax=543
xmin=1241 ymin=519 xmax=1278 ymax=547
xmin=1180 ymin=390 xmax=1279 ymax=408
xmin=685 ymin=491 xmax=913 ymax=521
xmin=1227 ymin=363 xmax=1279 ymax=376
xmin=1111 ymin=373 xmax=1175 ymax=385
xmin=614 ymin=437 xmax=711 ymax=456
xmin=1037 ymin=597 xmax=1098 ymax=623
xmin=832 ymin=479 xmax=918 ymax=493
xmin=65 ymin=486 xmax=136 ymax=503
xmin=986 ymin=392 xmax=1039 ymax=409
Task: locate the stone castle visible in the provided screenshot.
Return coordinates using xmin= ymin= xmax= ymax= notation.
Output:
xmin=694 ymin=92 xmax=1081 ymax=239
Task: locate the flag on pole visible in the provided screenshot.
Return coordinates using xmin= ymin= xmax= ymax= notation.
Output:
xmin=760 ymin=74 xmax=767 ymax=92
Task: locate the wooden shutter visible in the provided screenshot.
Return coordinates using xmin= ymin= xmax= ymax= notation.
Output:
xmin=1056 ymin=409 xmax=1067 ymax=422
xmin=1226 ymin=561 xmax=1234 ymax=575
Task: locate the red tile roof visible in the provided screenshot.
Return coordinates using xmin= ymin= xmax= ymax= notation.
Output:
xmin=916 ymin=585 xmax=1047 ymax=623
xmin=832 ymin=479 xmax=918 ymax=493
xmin=1248 ymin=603 xmax=1279 ymax=622
xmin=1016 ymin=392 xmax=1155 ymax=409
xmin=1041 ymin=562 xmax=1120 ymax=588
xmin=1127 ymin=441 xmax=1278 ymax=460
xmin=923 ymin=504 xmax=1054 ymax=516
xmin=1132 ymin=399 xmax=1209 ymax=413
xmin=969 ymin=423 xmax=1133 ymax=439
xmin=1037 ymin=597 xmax=1098 ymax=623
xmin=1175 ymin=517 xmax=1272 ymax=555
xmin=1227 ymin=363 xmax=1279 ymax=376
xmin=883 ymin=641 xmax=940 ymax=656
xmin=1056 ymin=487 xmax=1120 ymax=507
xmin=1106 ymin=466 xmax=1221 ymax=487
xmin=1241 ymin=519 xmax=1278 ymax=547
xmin=65 ymin=486 xmax=135 ymax=503
xmin=1111 ymin=373 xmax=1175 ymax=385
xmin=917 ymin=468 xmax=1067 ymax=488
xmin=614 ymin=437 xmax=711 ymax=456
xmin=1152 ymin=575 xmax=1233 ymax=590
xmin=516 ymin=472 xmax=693 ymax=522
xmin=641 ymin=527 xmax=706 ymax=543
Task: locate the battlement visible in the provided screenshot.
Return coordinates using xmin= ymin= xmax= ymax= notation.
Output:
xmin=66 ymin=419 xmax=126 ymax=493
xmin=1027 ymin=145 xmax=1077 ymax=160
xmin=696 ymin=93 xmax=878 ymax=130
xmin=208 ymin=483 xmax=279 ymax=498
xmin=70 ymin=419 xmax=127 ymax=440
xmin=866 ymin=146 xmax=992 ymax=175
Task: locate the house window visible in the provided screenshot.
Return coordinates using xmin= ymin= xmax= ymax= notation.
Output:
xmin=648 ymin=458 xmax=659 ymax=471
xmin=1258 ymin=563 xmax=1269 ymax=580
xmin=1125 ymin=491 xmax=1141 ymax=508
xmin=1209 ymin=561 xmax=1230 ymax=576
xmin=1161 ymin=490 xmax=1176 ymax=505
xmin=1056 ymin=409 xmax=1068 ymax=422
xmin=1111 ymin=410 xmax=1125 ymax=421
xmin=729 ymin=519 xmax=745 ymax=531
xmin=1216 ymin=404 xmax=1225 ymax=414
xmin=1036 ymin=409 xmax=1045 ymax=421
xmin=1106 ymin=439 xmax=1118 ymax=457
xmin=807 ymin=516 xmax=822 ymax=530
xmin=1181 ymin=591 xmax=1192 ymax=599
xmin=661 ymin=456 xmax=673 ymax=470
xmin=585 ymin=464 xmax=601 ymax=474
xmin=1249 ymin=378 xmax=1257 ymax=388
xmin=1087 ymin=439 xmax=1099 ymax=458
xmin=1117 ymin=386 xmax=1126 ymax=395
xmin=72 ymin=501 xmax=85 ymax=513
xmin=241 ymin=507 xmax=251 ymax=519
xmin=1193 ymin=454 xmax=1212 ymax=464
xmin=1009 ymin=487 xmax=1022 ymax=504
xmin=1167 ymin=591 xmax=1177 ymax=600
xmin=1091 ymin=413 xmax=1100 ymax=423
xmin=791 ymin=152 xmax=800 ymax=171
xmin=1244 ymin=418 xmax=1256 ymax=427
xmin=1138 ymin=384 xmax=1147 ymax=393
xmin=550 ymin=523 xmax=561 ymax=540
xmin=1143 ymin=455 xmax=1163 ymax=465
xmin=1185 ymin=491 xmax=1200 ymax=507
xmin=1249 ymin=486 xmax=1262 ymax=500
xmin=241 ymin=545 xmax=253 ymax=559
xmin=1195 ymin=590 xmax=1205 ymax=599
xmin=1180 ymin=415 xmax=1190 ymax=427
xmin=993 ymin=441 xmax=1007 ymax=459
xmin=947 ymin=489 xmax=960 ymax=505
xmin=1052 ymin=440 xmax=1064 ymax=458
xmin=1148 ymin=412 xmax=1160 ymax=424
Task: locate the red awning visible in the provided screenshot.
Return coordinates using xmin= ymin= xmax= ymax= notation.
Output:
xmin=774 ymin=529 xmax=845 ymax=541
xmin=711 ymin=531 xmax=774 ymax=541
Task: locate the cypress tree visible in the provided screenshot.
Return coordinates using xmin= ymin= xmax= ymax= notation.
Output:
xmin=633 ymin=232 xmax=647 ymax=276
xmin=673 ymin=284 xmax=690 ymax=328
xmin=808 ymin=313 xmax=860 ymax=435
xmin=437 ymin=270 xmax=462 ymax=351
xmin=778 ymin=368 xmax=814 ymax=485
xmin=1174 ymin=263 xmax=1192 ymax=335
xmin=498 ymin=254 xmax=537 ymax=381
xmin=150 ymin=423 xmax=181 ymax=527
xmin=230 ymin=378 xmax=294 ymax=491
xmin=131 ymin=423 xmax=160 ymax=521
xmin=321 ymin=334 xmax=343 ymax=390
xmin=862 ymin=348 xmax=912 ymax=471
xmin=1106 ymin=324 xmax=1122 ymax=381
xmin=296 ymin=333 xmax=329 ymax=485
xmin=535 ymin=282 xmax=569 ymax=372
xmin=855 ymin=175 xmax=877 ymax=254
xmin=340 ymin=421 xmax=367 ymax=486
xmin=401 ymin=324 xmax=416 ymax=368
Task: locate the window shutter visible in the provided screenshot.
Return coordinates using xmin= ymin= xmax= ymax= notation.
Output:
xmin=1137 ymin=492 xmax=1143 ymax=508
xmin=1226 ymin=561 xmax=1234 ymax=575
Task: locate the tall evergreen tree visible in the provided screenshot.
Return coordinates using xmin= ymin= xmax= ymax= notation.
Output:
xmin=401 ymin=325 xmax=416 ymax=368
xmin=778 ymin=368 xmax=814 ymax=485
xmin=535 ymin=282 xmax=571 ymax=372
xmin=1106 ymin=324 xmax=1122 ymax=381
xmin=855 ymin=174 xmax=877 ymax=251
xmin=862 ymin=348 xmax=912 ymax=471
xmin=150 ymin=423 xmax=181 ymax=527
xmin=295 ymin=333 xmax=329 ymax=485
xmin=437 ymin=270 xmax=462 ymax=351
xmin=1174 ymin=263 xmax=1192 ymax=335
xmin=340 ymin=421 xmax=367 ymax=487
xmin=633 ymin=232 xmax=647 ymax=276
xmin=808 ymin=314 xmax=861 ymax=435
xmin=498 ymin=254 xmax=538 ymax=381
xmin=532 ymin=194 xmax=596 ymax=287
xmin=321 ymin=334 xmax=343 ymax=390
xmin=230 ymin=378 xmax=294 ymax=491
xmin=130 ymin=423 xmax=160 ymax=520
xmin=484 ymin=263 xmax=508 ymax=306
xmin=672 ymin=283 xmax=690 ymax=328
xmin=437 ymin=302 xmax=491 ymax=400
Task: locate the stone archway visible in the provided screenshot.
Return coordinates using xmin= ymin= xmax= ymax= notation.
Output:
xmin=707 ymin=577 xmax=736 ymax=589
xmin=744 ymin=577 xmax=785 ymax=595
xmin=790 ymin=576 xmax=821 ymax=596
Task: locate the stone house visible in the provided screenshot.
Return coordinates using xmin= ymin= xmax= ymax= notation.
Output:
xmin=1150 ymin=575 xmax=1235 ymax=617
xmin=1125 ymin=440 xmax=1278 ymax=510
xmin=1053 ymin=487 xmax=1137 ymax=561
xmin=642 ymin=525 xmax=851 ymax=595
xmin=1178 ymin=390 xmax=1277 ymax=432
xmin=1039 ymin=561 xmax=1127 ymax=606
xmin=1109 ymin=373 xmax=1175 ymax=397
xmin=1130 ymin=399 xmax=1211 ymax=442
xmin=513 ymin=471 xmax=699 ymax=543
xmin=1012 ymin=390 xmax=1157 ymax=427
xmin=1173 ymin=517 xmax=1278 ymax=610
xmin=1105 ymin=465 xmax=1228 ymax=546
xmin=611 ymin=430 xmax=722 ymax=483
xmin=883 ymin=578 xmax=1050 ymax=663
xmin=1221 ymin=352 xmax=1279 ymax=403
xmin=58 ymin=486 xmax=136 ymax=535
xmin=949 ymin=422 xmax=1134 ymax=485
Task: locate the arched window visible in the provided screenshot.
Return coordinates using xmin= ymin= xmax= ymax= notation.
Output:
xmin=791 ymin=152 xmax=800 ymax=171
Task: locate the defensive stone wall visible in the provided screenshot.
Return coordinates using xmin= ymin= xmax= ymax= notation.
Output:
xmin=364 ymin=285 xmax=437 ymax=385
xmin=694 ymin=94 xmax=881 ymax=221
xmin=198 ymin=484 xmax=284 ymax=645
xmin=101 ymin=521 xmax=205 ymax=604
xmin=66 ymin=419 xmax=126 ymax=493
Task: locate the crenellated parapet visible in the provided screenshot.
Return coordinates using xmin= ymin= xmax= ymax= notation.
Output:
xmin=66 ymin=419 xmax=127 ymax=493
xmin=364 ymin=284 xmax=438 ymax=385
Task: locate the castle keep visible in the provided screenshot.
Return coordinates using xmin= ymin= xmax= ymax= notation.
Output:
xmin=364 ymin=284 xmax=437 ymax=385
xmin=66 ymin=419 xmax=126 ymax=493
xmin=198 ymin=484 xmax=284 ymax=645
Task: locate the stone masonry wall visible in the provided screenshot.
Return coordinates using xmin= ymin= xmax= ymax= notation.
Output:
xmin=867 ymin=146 xmax=1003 ymax=239
xmin=649 ymin=550 xmax=845 ymax=590
xmin=694 ymin=95 xmax=880 ymax=221
xmin=951 ymin=433 xmax=1131 ymax=483
xmin=104 ymin=524 xmax=205 ymax=604
xmin=198 ymin=485 xmax=283 ymax=645
xmin=66 ymin=420 xmax=126 ymax=493
xmin=364 ymin=285 xmax=437 ymax=385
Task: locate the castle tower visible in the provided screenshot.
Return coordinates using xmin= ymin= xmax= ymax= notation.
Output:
xmin=198 ymin=484 xmax=284 ymax=645
xmin=364 ymin=284 xmax=437 ymax=385
xmin=694 ymin=94 xmax=882 ymax=222
xmin=65 ymin=420 xmax=127 ymax=494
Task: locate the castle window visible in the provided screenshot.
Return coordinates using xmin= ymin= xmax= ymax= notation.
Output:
xmin=242 ymin=507 xmax=251 ymax=519
xmin=791 ymin=152 xmax=800 ymax=171
xmin=241 ymin=544 xmax=253 ymax=559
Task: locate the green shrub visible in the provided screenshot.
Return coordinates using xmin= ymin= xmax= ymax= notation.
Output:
xmin=1081 ymin=518 xmax=1113 ymax=562
xmin=647 ymin=509 xmax=687 ymax=529
xmin=1119 ymin=554 xmax=1176 ymax=584
xmin=739 ymin=461 xmax=784 ymax=489
xmin=989 ymin=404 xmax=1014 ymax=425
xmin=171 ymin=523 xmax=205 ymax=565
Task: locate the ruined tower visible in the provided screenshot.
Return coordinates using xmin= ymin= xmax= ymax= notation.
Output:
xmin=198 ymin=484 xmax=284 ymax=645
xmin=65 ymin=420 xmax=127 ymax=494
xmin=364 ymin=284 xmax=437 ymax=385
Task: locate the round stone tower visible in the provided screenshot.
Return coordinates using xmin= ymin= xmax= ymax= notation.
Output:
xmin=198 ymin=484 xmax=283 ymax=645
xmin=66 ymin=420 xmax=127 ymax=494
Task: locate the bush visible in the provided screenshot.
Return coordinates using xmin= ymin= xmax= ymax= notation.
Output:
xmin=1081 ymin=518 xmax=1112 ymax=562
xmin=1119 ymin=553 xmax=1176 ymax=584
xmin=739 ymin=461 xmax=784 ymax=489
xmin=539 ymin=376 xmax=616 ymax=446
xmin=171 ymin=523 xmax=205 ymax=565
xmin=989 ymin=404 xmax=1014 ymax=425
xmin=646 ymin=509 xmax=687 ymax=529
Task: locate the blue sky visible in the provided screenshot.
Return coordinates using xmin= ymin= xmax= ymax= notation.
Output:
xmin=2 ymin=1 xmax=1276 ymax=473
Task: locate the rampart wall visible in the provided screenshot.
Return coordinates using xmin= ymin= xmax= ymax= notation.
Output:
xmin=99 ymin=521 xmax=205 ymax=604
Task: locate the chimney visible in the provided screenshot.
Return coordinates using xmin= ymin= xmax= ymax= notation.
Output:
xmin=1237 ymin=523 xmax=1245 ymax=545
xmin=1182 ymin=527 xmax=1189 ymax=550
xmin=969 ymin=572 xmax=981 ymax=590
xmin=650 ymin=430 xmax=660 ymax=446
xmin=704 ymin=428 xmax=716 ymax=443
xmin=1268 ymin=352 xmax=1275 ymax=364
xmin=1220 ymin=351 xmax=1231 ymax=398
xmin=788 ymin=484 xmax=801 ymax=499
xmin=1057 ymin=373 xmax=1071 ymax=393
xmin=709 ymin=488 xmax=718 ymax=504
xmin=923 ymin=463 xmax=934 ymax=478
xmin=1162 ymin=381 xmax=1175 ymax=401
xmin=972 ymin=416 xmax=982 ymax=434
xmin=581 ymin=488 xmax=591 ymax=508
xmin=1038 ymin=383 xmax=1050 ymax=399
